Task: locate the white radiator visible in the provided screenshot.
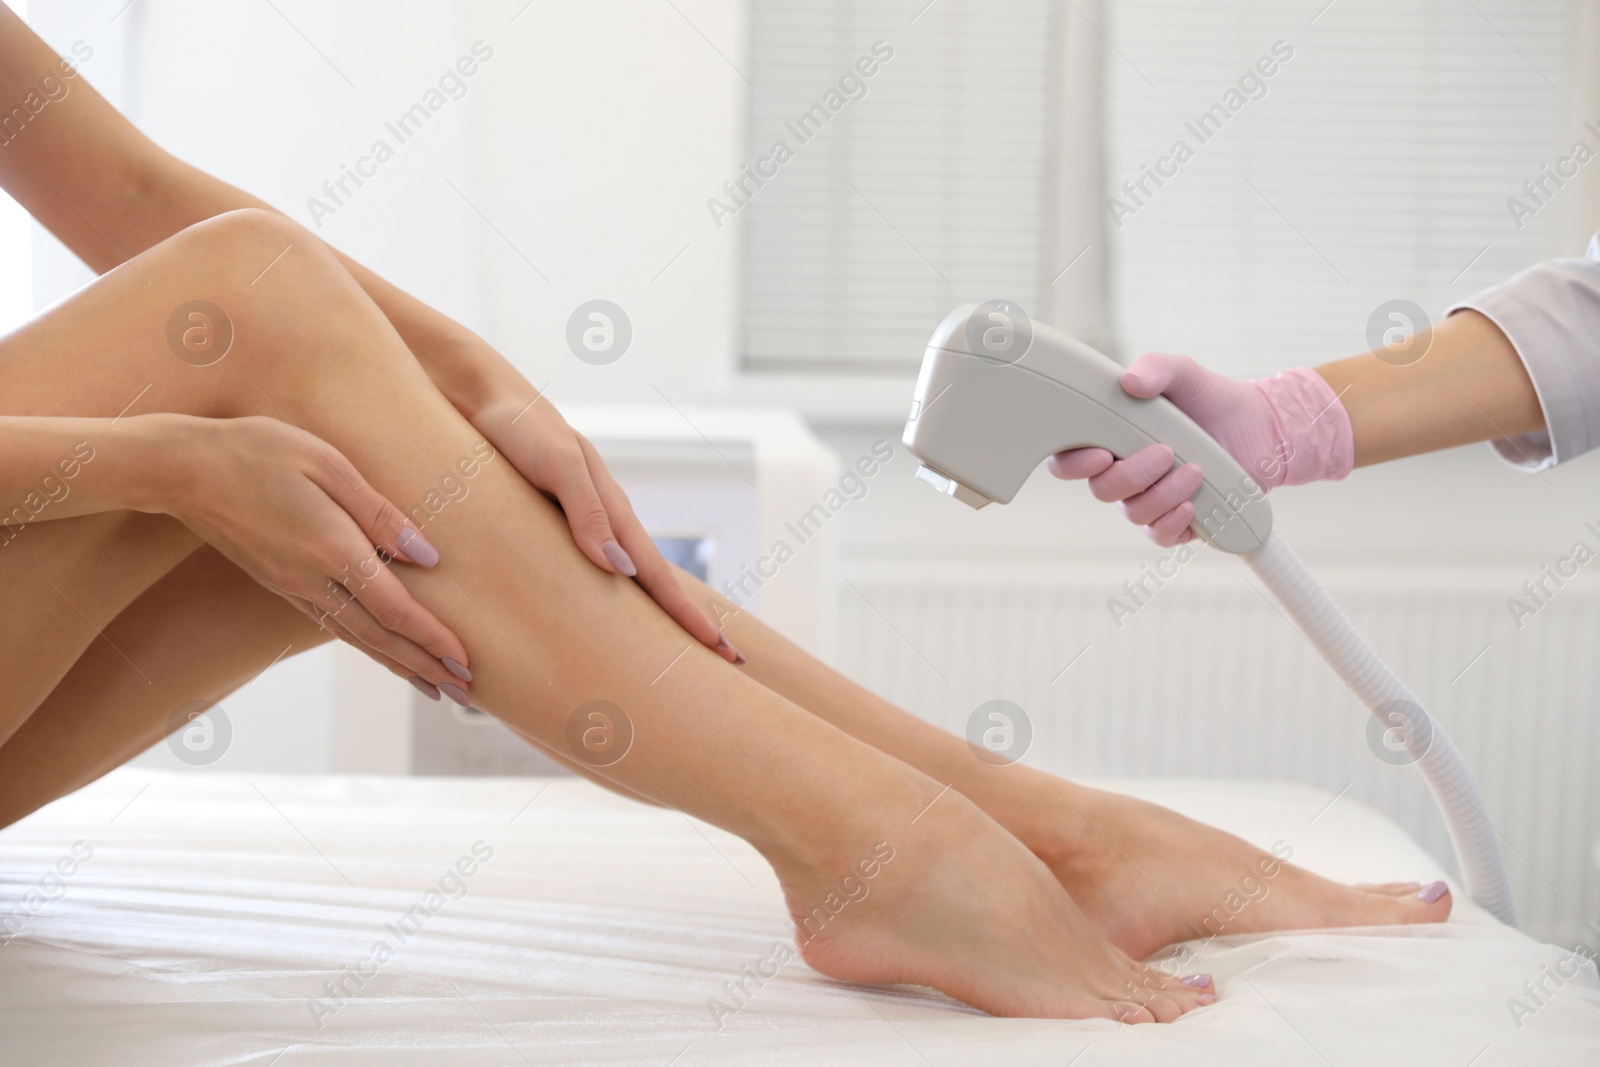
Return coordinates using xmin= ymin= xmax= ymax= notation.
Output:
xmin=835 ymin=553 xmax=1600 ymax=948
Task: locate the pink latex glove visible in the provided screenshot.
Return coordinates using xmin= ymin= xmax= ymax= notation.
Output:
xmin=1047 ymin=352 xmax=1354 ymax=546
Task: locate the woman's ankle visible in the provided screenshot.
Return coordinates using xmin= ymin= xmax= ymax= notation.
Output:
xmin=934 ymin=762 xmax=1103 ymax=867
xmin=756 ymin=759 xmax=945 ymax=900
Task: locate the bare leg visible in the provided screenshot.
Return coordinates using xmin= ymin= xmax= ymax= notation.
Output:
xmin=0 ymin=545 xmax=659 ymax=822
xmin=0 ymin=545 xmax=328 ymax=811
xmin=687 ymin=569 xmax=1454 ymax=958
xmin=0 ymin=508 xmax=200 ymax=743
xmin=0 ymin=209 xmax=1208 ymax=1020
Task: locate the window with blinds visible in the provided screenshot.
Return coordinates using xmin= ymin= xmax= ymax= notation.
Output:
xmin=740 ymin=0 xmax=1055 ymax=375
xmin=1104 ymin=0 xmax=1572 ymax=377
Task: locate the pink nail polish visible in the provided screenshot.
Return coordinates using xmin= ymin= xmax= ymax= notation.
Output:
xmin=408 ymin=676 xmax=441 ymax=701
xmin=439 ymin=683 xmax=470 ymax=708
xmin=397 ymin=527 xmax=439 ymax=567
xmin=1179 ymin=974 xmax=1212 ymax=988
xmin=602 ymin=539 xmax=637 ymax=577
xmin=1418 ymin=880 xmax=1449 ymax=904
xmin=1197 ymin=994 xmax=1216 ymax=1006
xmin=442 ymin=657 xmax=472 ymax=682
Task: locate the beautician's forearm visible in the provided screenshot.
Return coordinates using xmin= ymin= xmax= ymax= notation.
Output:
xmin=1314 ymin=309 xmax=1544 ymax=467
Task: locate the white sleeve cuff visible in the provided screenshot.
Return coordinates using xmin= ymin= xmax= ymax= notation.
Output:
xmin=1447 ymin=256 xmax=1600 ymax=472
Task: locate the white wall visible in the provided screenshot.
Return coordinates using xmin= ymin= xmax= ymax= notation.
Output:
xmin=461 ymin=0 xmax=748 ymax=403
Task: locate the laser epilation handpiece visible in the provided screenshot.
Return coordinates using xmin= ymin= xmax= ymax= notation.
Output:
xmin=903 ymin=303 xmax=1516 ymax=925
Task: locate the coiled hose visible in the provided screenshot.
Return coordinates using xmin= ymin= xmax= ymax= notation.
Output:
xmin=1243 ymin=532 xmax=1516 ymax=924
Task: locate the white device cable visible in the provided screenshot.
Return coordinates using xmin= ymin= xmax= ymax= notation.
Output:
xmin=1244 ymin=531 xmax=1516 ymax=924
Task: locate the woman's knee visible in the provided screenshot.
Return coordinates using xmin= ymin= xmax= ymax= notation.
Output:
xmin=164 ymin=209 xmax=331 ymax=292
xmin=156 ymin=210 xmax=403 ymax=399
xmin=165 ymin=209 xmax=366 ymax=319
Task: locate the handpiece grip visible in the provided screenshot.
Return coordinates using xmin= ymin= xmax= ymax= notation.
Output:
xmin=902 ymin=305 xmax=1274 ymax=554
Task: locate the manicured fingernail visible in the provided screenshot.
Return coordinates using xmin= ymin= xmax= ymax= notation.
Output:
xmin=1197 ymin=994 xmax=1216 ymax=1005
xmin=397 ymin=527 xmax=439 ymax=567
xmin=442 ymin=657 xmax=473 ymax=682
xmin=1180 ymin=974 xmax=1212 ymax=988
xmin=1419 ymin=880 xmax=1449 ymax=904
xmin=408 ymin=676 xmax=441 ymax=701
xmin=716 ymin=634 xmax=746 ymax=665
xmin=602 ymin=539 xmax=637 ymax=577
xmin=439 ymin=683 xmax=471 ymax=708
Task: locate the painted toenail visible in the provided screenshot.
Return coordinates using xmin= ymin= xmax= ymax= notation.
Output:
xmin=1179 ymin=974 xmax=1212 ymax=988
xmin=1197 ymin=994 xmax=1216 ymax=1005
xmin=1418 ymin=880 xmax=1449 ymax=903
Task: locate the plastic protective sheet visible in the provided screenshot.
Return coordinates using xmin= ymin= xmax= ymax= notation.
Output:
xmin=0 ymin=770 xmax=1596 ymax=1066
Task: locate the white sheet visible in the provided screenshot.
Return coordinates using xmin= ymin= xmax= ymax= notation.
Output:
xmin=0 ymin=770 xmax=1595 ymax=1065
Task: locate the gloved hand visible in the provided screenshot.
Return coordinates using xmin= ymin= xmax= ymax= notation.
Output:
xmin=1047 ymin=352 xmax=1354 ymax=546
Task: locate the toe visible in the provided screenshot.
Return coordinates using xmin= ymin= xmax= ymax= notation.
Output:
xmin=1413 ymin=880 xmax=1452 ymax=915
xmin=1143 ymin=993 xmax=1186 ymax=1023
xmin=1345 ymin=879 xmax=1452 ymax=924
xmin=1132 ymin=969 xmax=1215 ymax=1018
xmin=1109 ymin=1001 xmax=1157 ymax=1024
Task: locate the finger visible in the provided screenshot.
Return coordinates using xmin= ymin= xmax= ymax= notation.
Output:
xmin=342 ymin=562 xmax=472 ymax=678
xmin=287 ymin=595 xmax=337 ymax=637
xmin=1144 ymin=499 xmax=1196 ymax=547
xmin=319 ymin=580 xmax=470 ymax=703
xmin=1046 ymin=447 xmax=1115 ymax=481
xmin=301 ymin=452 xmax=472 ymax=674
xmin=1121 ymin=351 xmax=1201 ymax=400
xmin=581 ymin=438 xmax=736 ymax=663
xmin=588 ymin=457 xmax=736 ymax=662
xmin=635 ymin=543 xmax=740 ymax=663
xmin=310 ymin=602 xmax=443 ymax=701
xmin=546 ymin=437 xmax=629 ymax=576
xmin=309 ymin=447 xmax=440 ymax=568
xmin=1118 ymin=462 xmax=1203 ymax=527
xmin=1085 ymin=444 xmax=1174 ymax=502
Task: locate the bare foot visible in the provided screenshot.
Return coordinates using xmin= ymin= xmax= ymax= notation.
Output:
xmin=1021 ymin=782 xmax=1452 ymax=960
xmin=776 ymin=789 xmax=1217 ymax=1022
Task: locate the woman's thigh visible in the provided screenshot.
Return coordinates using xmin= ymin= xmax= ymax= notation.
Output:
xmin=0 ymin=510 xmax=199 ymax=739
xmin=0 ymin=544 xmax=328 ymax=825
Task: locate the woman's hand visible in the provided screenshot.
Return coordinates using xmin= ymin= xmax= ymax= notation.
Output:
xmin=471 ymin=393 xmax=743 ymax=665
xmin=155 ymin=414 xmax=475 ymax=702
